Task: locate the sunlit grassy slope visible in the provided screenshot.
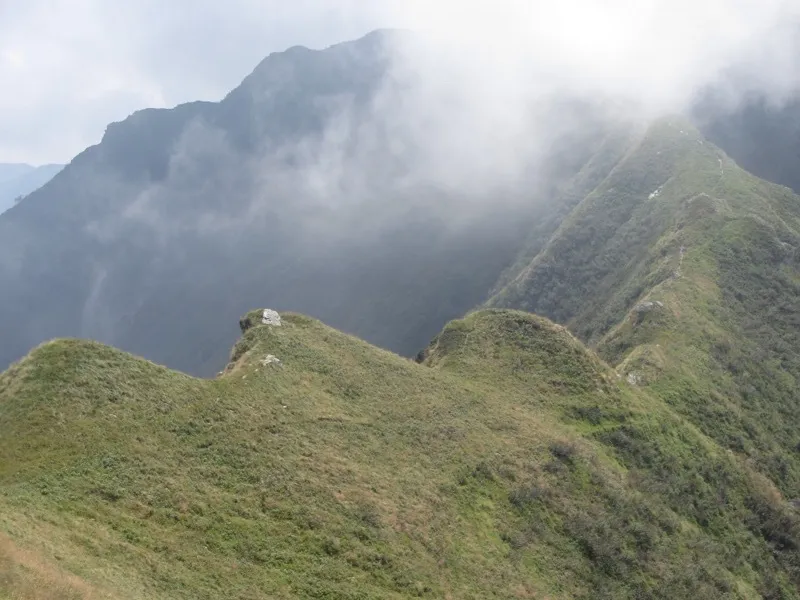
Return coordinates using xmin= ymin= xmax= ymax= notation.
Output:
xmin=1 ymin=308 xmax=799 ymax=599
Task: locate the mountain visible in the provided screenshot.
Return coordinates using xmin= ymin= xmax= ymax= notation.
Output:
xmin=2 ymin=28 xmax=800 ymax=596
xmin=0 ymin=30 xmax=620 ymax=377
xmin=1 ymin=29 xmax=797 ymax=380
xmin=3 ymin=113 xmax=800 ymax=598
xmin=491 ymin=116 xmax=800 ymax=501
xmin=0 ymin=163 xmax=63 ymax=214
xmin=694 ymin=92 xmax=800 ymax=195
xmin=1 ymin=308 xmax=799 ymax=599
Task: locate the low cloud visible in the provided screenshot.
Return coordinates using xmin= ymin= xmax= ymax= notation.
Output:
xmin=2 ymin=0 xmax=799 ymax=373
xmin=76 ymin=0 xmax=800 ymax=250
xmin=2 ymin=1 xmax=798 ymax=164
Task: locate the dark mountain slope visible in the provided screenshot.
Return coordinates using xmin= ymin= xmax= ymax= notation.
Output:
xmin=695 ymin=93 xmax=800 ymax=194
xmin=0 ymin=31 xmax=618 ymax=376
xmin=2 ymin=309 xmax=799 ymax=599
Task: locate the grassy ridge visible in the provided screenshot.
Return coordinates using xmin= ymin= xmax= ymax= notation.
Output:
xmin=3 ymin=118 xmax=800 ymax=599
xmin=491 ymin=116 xmax=800 ymax=505
xmin=1 ymin=310 xmax=798 ymax=598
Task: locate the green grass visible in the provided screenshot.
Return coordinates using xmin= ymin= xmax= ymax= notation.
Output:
xmin=1 ymin=309 xmax=798 ymax=599
xmin=492 ymin=115 xmax=800 ymax=501
xmin=4 ymin=118 xmax=800 ymax=598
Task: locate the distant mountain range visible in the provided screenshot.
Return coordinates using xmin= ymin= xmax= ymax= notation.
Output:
xmin=0 ymin=163 xmax=63 ymax=215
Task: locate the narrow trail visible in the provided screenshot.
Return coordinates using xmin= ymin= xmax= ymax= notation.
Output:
xmin=675 ymin=245 xmax=686 ymax=278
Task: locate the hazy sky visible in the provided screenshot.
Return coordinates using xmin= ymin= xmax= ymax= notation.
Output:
xmin=0 ymin=1 xmax=389 ymax=164
xmin=1 ymin=0 xmax=798 ymax=165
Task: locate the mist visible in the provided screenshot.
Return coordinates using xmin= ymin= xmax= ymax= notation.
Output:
xmin=90 ymin=0 xmax=800 ymax=240
xmin=3 ymin=1 xmax=798 ymax=163
xmin=1 ymin=0 xmax=799 ymax=376
xmin=76 ymin=0 xmax=800 ymax=351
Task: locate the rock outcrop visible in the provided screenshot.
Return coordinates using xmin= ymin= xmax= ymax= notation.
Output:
xmin=261 ymin=309 xmax=281 ymax=326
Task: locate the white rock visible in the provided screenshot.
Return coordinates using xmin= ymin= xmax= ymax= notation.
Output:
xmin=262 ymin=309 xmax=281 ymax=326
xmin=261 ymin=355 xmax=282 ymax=367
xmin=634 ymin=300 xmax=664 ymax=313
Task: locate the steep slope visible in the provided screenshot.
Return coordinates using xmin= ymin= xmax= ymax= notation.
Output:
xmin=1 ymin=310 xmax=799 ymax=599
xmin=693 ymin=90 xmax=800 ymax=195
xmin=0 ymin=163 xmax=63 ymax=215
xmin=491 ymin=118 xmax=800 ymax=498
xmin=0 ymin=30 xmax=620 ymax=377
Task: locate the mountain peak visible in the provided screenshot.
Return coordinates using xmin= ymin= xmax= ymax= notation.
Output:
xmin=244 ymin=27 xmax=406 ymax=80
xmin=419 ymin=309 xmax=612 ymax=395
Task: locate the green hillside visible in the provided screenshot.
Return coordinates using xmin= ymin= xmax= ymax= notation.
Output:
xmin=4 ymin=116 xmax=800 ymax=599
xmin=1 ymin=308 xmax=799 ymax=599
xmin=490 ymin=117 xmax=800 ymax=501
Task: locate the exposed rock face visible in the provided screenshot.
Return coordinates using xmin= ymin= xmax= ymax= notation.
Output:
xmin=627 ymin=372 xmax=643 ymax=386
xmin=262 ymin=309 xmax=281 ymax=326
xmin=633 ymin=301 xmax=664 ymax=313
xmin=260 ymin=354 xmax=282 ymax=367
xmin=239 ymin=309 xmax=281 ymax=332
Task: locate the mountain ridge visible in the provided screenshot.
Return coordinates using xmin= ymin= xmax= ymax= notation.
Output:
xmin=3 ymin=30 xmax=799 ymax=379
xmin=490 ymin=116 xmax=800 ymax=500
xmin=2 ymin=307 xmax=799 ymax=598
xmin=3 ymin=30 xmax=800 ymax=597
xmin=4 ymin=114 xmax=800 ymax=593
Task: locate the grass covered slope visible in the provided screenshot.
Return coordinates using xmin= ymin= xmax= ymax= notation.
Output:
xmin=491 ymin=117 xmax=800 ymax=499
xmin=2 ymin=310 xmax=800 ymax=599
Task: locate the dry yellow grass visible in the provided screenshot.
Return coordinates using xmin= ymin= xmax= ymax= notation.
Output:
xmin=0 ymin=534 xmax=104 ymax=600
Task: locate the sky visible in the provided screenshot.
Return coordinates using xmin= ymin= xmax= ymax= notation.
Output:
xmin=0 ymin=1 xmax=388 ymax=164
xmin=0 ymin=0 xmax=799 ymax=165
